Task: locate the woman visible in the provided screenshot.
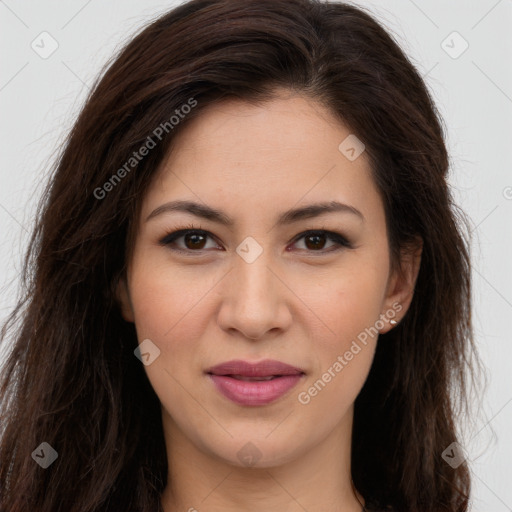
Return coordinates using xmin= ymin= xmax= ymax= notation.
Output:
xmin=0 ymin=0 xmax=480 ymax=511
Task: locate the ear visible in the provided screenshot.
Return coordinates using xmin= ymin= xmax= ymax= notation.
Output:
xmin=379 ymin=237 xmax=423 ymax=334
xmin=115 ymin=274 xmax=135 ymax=323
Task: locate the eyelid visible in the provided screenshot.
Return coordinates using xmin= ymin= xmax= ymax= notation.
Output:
xmin=158 ymin=224 xmax=353 ymax=253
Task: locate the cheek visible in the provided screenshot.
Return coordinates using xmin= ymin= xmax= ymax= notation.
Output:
xmin=291 ymin=303 xmax=381 ymax=450
xmin=303 ymin=252 xmax=388 ymax=348
xmin=128 ymin=260 xmax=212 ymax=351
xmin=295 ymin=256 xmax=388 ymax=405
xmin=127 ymin=261 xmax=214 ymax=420
xmin=128 ymin=237 xmax=210 ymax=324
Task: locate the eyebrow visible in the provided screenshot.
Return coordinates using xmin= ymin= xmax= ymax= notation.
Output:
xmin=145 ymin=199 xmax=364 ymax=225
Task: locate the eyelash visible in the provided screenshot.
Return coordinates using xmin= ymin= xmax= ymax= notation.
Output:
xmin=158 ymin=223 xmax=353 ymax=255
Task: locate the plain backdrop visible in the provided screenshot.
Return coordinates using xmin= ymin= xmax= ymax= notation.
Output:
xmin=1 ymin=1 xmax=511 ymax=510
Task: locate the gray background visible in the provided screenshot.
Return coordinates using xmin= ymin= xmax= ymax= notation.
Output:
xmin=1 ymin=1 xmax=511 ymax=510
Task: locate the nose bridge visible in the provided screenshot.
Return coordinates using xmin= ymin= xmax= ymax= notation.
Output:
xmin=232 ymin=239 xmax=276 ymax=307
xmin=218 ymin=236 xmax=287 ymax=338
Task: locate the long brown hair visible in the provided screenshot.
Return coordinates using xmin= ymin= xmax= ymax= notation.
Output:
xmin=0 ymin=1 xmax=481 ymax=511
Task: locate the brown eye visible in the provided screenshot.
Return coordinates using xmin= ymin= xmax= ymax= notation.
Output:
xmin=160 ymin=228 xmax=352 ymax=255
xmin=160 ymin=229 xmax=219 ymax=252
xmin=183 ymin=232 xmax=207 ymax=250
xmin=304 ymin=233 xmax=328 ymax=250
xmin=293 ymin=230 xmax=351 ymax=253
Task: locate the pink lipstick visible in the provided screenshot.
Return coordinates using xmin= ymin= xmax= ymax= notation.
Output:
xmin=206 ymin=359 xmax=305 ymax=406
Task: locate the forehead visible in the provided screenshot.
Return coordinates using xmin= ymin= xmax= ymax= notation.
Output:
xmin=142 ymin=93 xmax=384 ymax=229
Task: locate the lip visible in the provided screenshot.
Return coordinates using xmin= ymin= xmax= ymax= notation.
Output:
xmin=206 ymin=359 xmax=305 ymax=406
xmin=207 ymin=359 xmax=305 ymax=377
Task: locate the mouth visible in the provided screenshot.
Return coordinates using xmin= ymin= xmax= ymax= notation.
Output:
xmin=206 ymin=358 xmax=305 ymax=378
xmin=205 ymin=359 xmax=305 ymax=406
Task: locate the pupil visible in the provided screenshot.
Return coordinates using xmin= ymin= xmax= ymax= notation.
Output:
xmin=305 ymin=234 xmax=325 ymax=250
xmin=186 ymin=233 xmax=206 ymax=249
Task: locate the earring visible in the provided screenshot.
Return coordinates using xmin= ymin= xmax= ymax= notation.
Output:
xmin=390 ymin=319 xmax=398 ymax=325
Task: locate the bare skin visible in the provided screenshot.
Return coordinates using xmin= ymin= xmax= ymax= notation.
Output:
xmin=117 ymin=90 xmax=422 ymax=512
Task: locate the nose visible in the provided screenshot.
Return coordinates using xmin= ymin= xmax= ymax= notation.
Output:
xmin=216 ymin=246 xmax=292 ymax=340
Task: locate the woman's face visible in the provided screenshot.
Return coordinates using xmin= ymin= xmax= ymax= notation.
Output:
xmin=118 ymin=91 xmax=419 ymax=469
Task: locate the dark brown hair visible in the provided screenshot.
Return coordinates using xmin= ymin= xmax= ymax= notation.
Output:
xmin=0 ymin=1 xmax=481 ymax=511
